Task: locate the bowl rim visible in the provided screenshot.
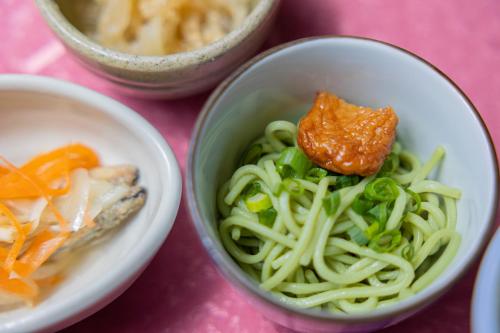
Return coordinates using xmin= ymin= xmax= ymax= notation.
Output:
xmin=187 ymin=35 xmax=500 ymax=323
xmin=0 ymin=74 xmax=182 ymax=332
xmin=34 ymin=0 xmax=279 ymax=73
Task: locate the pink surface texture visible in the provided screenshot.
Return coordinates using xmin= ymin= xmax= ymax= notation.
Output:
xmin=1 ymin=1 xmax=499 ymax=332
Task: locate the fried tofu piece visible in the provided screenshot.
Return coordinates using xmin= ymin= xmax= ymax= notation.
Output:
xmin=297 ymin=92 xmax=398 ymax=176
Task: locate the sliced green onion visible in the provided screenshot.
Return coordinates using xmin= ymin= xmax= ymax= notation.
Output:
xmin=364 ymin=177 xmax=399 ymax=202
xmin=352 ymin=194 xmax=375 ymax=215
xmin=335 ymin=175 xmax=360 ymax=189
xmin=366 ymin=202 xmax=389 ymax=227
xmin=277 ymin=165 xmax=294 ymax=179
xmin=402 ymin=244 xmax=414 ymax=261
xmin=378 ymin=152 xmax=400 ymax=176
xmin=241 ymin=182 xmax=261 ymax=199
xmin=258 ymin=207 xmax=277 ymax=227
xmin=305 ymin=167 xmax=328 ymax=183
xmin=231 ymin=227 xmax=241 ymax=240
xmin=364 ymin=222 xmax=381 ymax=240
xmin=323 ymin=191 xmax=341 ymax=216
xmin=392 ymin=142 xmax=402 ymax=155
xmin=276 ymin=147 xmax=312 ymax=179
xmin=240 ymin=144 xmax=263 ymax=165
xmin=405 ymin=189 xmax=421 ymax=213
xmin=280 ymin=178 xmax=304 ymax=196
xmin=245 ymin=193 xmax=272 ymax=213
xmin=368 ymin=230 xmax=402 ymax=253
xmin=347 ymin=226 xmax=369 ymax=246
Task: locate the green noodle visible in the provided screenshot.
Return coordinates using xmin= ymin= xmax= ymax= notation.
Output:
xmin=218 ymin=120 xmax=461 ymax=314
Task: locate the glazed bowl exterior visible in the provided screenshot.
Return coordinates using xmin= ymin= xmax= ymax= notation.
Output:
xmin=34 ymin=0 xmax=279 ymax=99
xmin=187 ymin=37 xmax=499 ymax=332
xmin=472 ymin=228 xmax=500 ymax=333
xmin=0 ymin=74 xmax=182 ymax=332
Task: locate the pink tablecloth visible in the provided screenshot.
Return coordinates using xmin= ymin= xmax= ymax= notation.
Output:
xmin=1 ymin=1 xmax=499 ymax=332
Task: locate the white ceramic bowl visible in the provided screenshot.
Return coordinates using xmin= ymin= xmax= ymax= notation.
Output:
xmin=472 ymin=228 xmax=500 ymax=333
xmin=0 ymin=74 xmax=182 ymax=332
xmin=187 ymin=37 xmax=499 ymax=332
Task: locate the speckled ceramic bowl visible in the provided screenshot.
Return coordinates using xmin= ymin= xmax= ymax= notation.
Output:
xmin=35 ymin=0 xmax=279 ymax=99
xmin=187 ymin=36 xmax=499 ymax=332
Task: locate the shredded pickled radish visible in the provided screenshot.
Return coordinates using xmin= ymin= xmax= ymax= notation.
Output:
xmin=4 ymin=198 xmax=47 ymax=235
xmin=55 ymin=169 xmax=90 ymax=232
xmin=0 ymin=203 xmax=28 ymax=273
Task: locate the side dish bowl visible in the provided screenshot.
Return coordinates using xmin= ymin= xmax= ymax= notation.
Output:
xmin=472 ymin=228 xmax=500 ymax=333
xmin=0 ymin=74 xmax=182 ymax=332
xmin=187 ymin=36 xmax=499 ymax=332
xmin=35 ymin=0 xmax=280 ymax=99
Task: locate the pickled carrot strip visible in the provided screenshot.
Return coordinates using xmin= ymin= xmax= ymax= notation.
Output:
xmin=0 ymin=247 xmax=9 ymax=261
xmin=29 ymin=157 xmax=71 ymax=196
xmin=0 ymin=268 xmax=38 ymax=303
xmin=0 ymin=157 xmax=70 ymax=232
xmin=22 ymin=144 xmax=99 ymax=172
xmin=14 ymin=230 xmax=69 ymax=278
xmin=0 ymin=144 xmax=99 ymax=199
